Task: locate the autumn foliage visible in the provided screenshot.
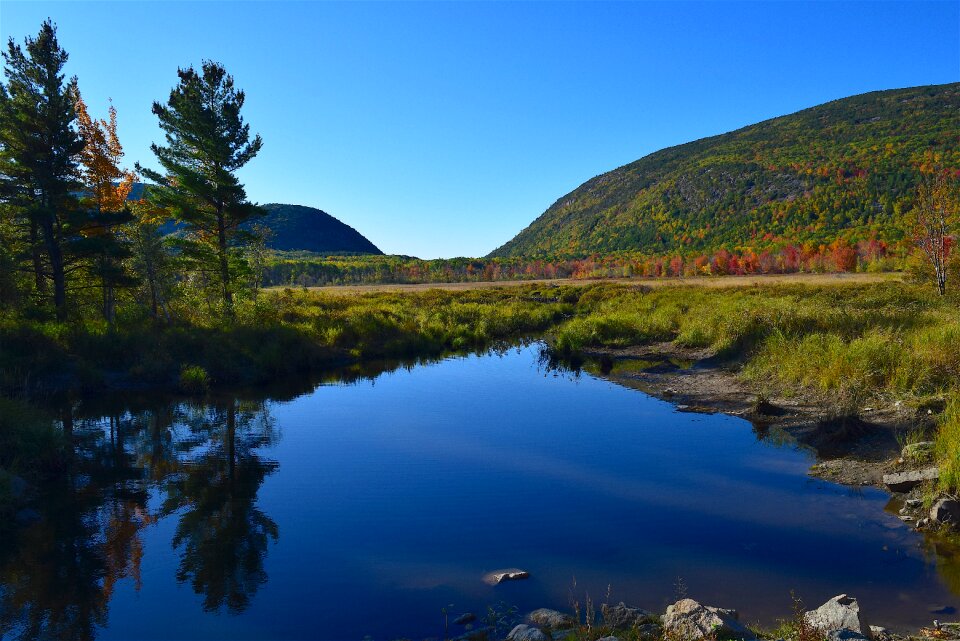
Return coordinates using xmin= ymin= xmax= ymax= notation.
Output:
xmin=75 ymin=92 xmax=136 ymax=215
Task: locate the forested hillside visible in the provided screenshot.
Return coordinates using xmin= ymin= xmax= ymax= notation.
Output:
xmin=491 ymin=83 xmax=960 ymax=258
xmin=256 ymin=204 xmax=382 ymax=255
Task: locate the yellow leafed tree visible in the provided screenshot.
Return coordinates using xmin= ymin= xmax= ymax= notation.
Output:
xmin=75 ymin=92 xmax=136 ymax=216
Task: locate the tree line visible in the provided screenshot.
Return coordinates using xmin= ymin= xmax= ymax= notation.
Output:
xmin=0 ymin=20 xmax=266 ymax=325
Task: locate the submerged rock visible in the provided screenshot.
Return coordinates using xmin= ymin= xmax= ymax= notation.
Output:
xmin=882 ymin=468 xmax=939 ymax=493
xmin=931 ymin=498 xmax=960 ymax=526
xmin=454 ymin=612 xmax=477 ymax=625
xmin=507 ymin=624 xmax=549 ymax=641
xmin=527 ymin=608 xmax=572 ymax=629
xmin=602 ymin=602 xmax=658 ymax=629
xmin=452 ymin=626 xmax=492 ymax=641
xmin=663 ymin=598 xmax=755 ymax=641
xmin=483 ymin=568 xmax=530 ymax=585
xmin=803 ymin=594 xmax=873 ymax=640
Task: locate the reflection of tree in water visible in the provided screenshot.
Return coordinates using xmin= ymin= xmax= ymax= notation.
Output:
xmin=923 ymin=531 xmax=960 ymax=595
xmin=0 ymin=397 xmax=279 ymax=638
xmin=0 ymin=408 xmax=152 ymax=641
xmin=161 ymin=400 xmax=279 ymax=613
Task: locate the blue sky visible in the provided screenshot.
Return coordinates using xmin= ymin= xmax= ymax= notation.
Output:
xmin=1 ymin=1 xmax=958 ymax=258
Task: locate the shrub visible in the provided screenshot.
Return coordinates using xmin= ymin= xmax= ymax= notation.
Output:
xmin=179 ymin=365 xmax=210 ymax=394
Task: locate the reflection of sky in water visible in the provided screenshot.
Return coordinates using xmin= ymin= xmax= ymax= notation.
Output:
xmin=3 ymin=344 xmax=957 ymax=641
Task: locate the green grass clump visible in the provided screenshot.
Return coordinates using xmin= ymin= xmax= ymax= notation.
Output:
xmin=179 ymin=365 xmax=210 ymax=394
xmin=935 ymin=396 xmax=960 ymax=493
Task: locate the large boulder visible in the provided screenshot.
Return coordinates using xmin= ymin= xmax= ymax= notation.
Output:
xmin=663 ymin=599 xmax=755 ymax=641
xmin=507 ymin=624 xmax=549 ymax=641
xmin=527 ymin=608 xmax=573 ymax=629
xmin=602 ymin=602 xmax=658 ymax=629
xmin=803 ymin=595 xmax=873 ymax=640
xmin=882 ymin=468 xmax=939 ymax=493
xmin=931 ymin=498 xmax=960 ymax=526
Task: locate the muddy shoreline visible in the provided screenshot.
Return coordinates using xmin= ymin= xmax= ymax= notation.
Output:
xmin=578 ymin=342 xmax=931 ymax=489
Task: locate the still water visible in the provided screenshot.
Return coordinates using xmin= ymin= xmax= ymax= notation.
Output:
xmin=2 ymin=344 xmax=958 ymax=640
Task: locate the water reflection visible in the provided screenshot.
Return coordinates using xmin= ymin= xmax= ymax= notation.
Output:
xmin=0 ymin=396 xmax=280 ymax=638
xmin=0 ymin=350 xmax=455 ymax=640
xmin=161 ymin=401 xmax=279 ymax=613
xmin=4 ymin=345 xmax=960 ymax=640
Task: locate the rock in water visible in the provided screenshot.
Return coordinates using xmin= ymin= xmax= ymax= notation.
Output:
xmin=663 ymin=598 xmax=756 ymax=641
xmin=483 ymin=568 xmax=530 ymax=585
xmin=454 ymin=612 xmax=477 ymax=625
xmin=803 ymin=595 xmax=873 ymax=640
xmin=931 ymin=498 xmax=960 ymax=526
xmin=507 ymin=624 xmax=549 ymax=641
xmin=527 ymin=608 xmax=572 ymax=629
xmin=602 ymin=602 xmax=658 ymax=629
xmin=882 ymin=468 xmax=939 ymax=493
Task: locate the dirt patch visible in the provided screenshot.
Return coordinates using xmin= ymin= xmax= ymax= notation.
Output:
xmin=580 ymin=342 xmax=922 ymax=489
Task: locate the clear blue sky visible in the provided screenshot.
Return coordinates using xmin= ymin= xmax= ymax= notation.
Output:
xmin=2 ymin=1 xmax=958 ymax=258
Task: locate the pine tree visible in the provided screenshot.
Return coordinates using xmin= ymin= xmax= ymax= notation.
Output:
xmin=138 ymin=61 xmax=264 ymax=319
xmin=0 ymin=20 xmax=84 ymax=321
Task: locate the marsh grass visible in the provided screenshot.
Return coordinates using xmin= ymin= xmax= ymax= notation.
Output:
xmin=936 ymin=397 xmax=960 ymax=494
xmin=552 ymin=282 xmax=960 ymax=407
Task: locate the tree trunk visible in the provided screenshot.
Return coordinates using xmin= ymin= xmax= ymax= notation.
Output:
xmin=216 ymin=208 xmax=232 ymax=318
xmin=29 ymin=218 xmax=46 ymax=297
xmin=39 ymin=212 xmax=67 ymax=321
xmin=102 ymin=262 xmax=116 ymax=325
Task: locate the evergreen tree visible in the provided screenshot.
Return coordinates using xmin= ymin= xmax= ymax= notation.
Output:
xmin=0 ymin=20 xmax=84 ymax=321
xmin=138 ymin=61 xmax=264 ymax=319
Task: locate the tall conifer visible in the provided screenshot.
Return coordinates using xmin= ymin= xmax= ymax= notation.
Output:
xmin=0 ymin=20 xmax=84 ymax=320
xmin=139 ymin=61 xmax=263 ymax=318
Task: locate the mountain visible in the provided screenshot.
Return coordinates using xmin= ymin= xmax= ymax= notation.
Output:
xmin=255 ymin=203 xmax=382 ymax=255
xmin=490 ymin=83 xmax=960 ymax=258
xmin=131 ymin=183 xmax=383 ymax=255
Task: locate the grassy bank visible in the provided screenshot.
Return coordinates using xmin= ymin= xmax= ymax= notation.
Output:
xmin=0 ymin=286 xmax=575 ymax=396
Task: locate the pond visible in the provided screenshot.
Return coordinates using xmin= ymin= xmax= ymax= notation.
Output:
xmin=1 ymin=343 xmax=958 ymax=640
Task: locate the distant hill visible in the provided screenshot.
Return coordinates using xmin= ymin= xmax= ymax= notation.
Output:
xmin=256 ymin=203 xmax=382 ymax=255
xmin=130 ymin=184 xmax=382 ymax=255
xmin=490 ymin=83 xmax=960 ymax=258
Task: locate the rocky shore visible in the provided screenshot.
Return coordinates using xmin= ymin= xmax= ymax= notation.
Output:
xmin=446 ymin=593 xmax=955 ymax=641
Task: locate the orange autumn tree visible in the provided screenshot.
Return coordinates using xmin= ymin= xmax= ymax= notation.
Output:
xmin=75 ymin=94 xmax=136 ymax=211
xmin=74 ymin=91 xmax=138 ymax=322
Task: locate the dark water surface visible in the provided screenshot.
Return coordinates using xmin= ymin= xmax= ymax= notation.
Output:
xmin=2 ymin=344 xmax=959 ymax=640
